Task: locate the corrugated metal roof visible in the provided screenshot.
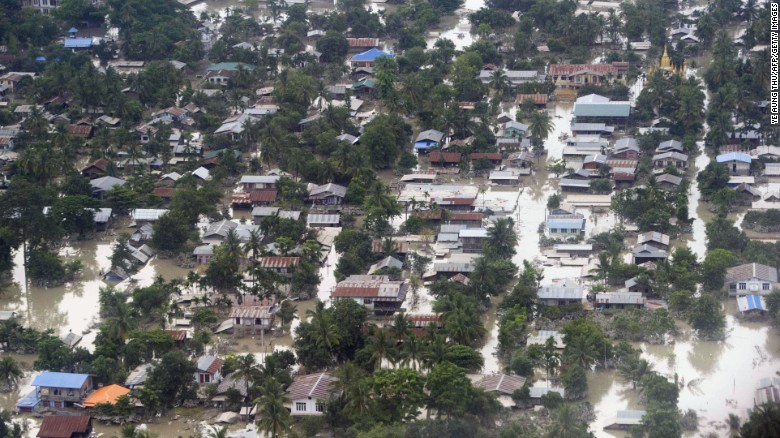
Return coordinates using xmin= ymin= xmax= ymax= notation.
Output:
xmin=196 ymin=355 xmax=224 ymax=374
xmin=131 ymin=209 xmax=168 ymax=222
xmin=258 ymin=257 xmax=300 ymax=269
xmin=474 ymin=374 xmax=527 ymax=395
xmin=287 ymin=372 xmax=336 ymax=401
xmin=573 ymin=102 xmax=631 ymax=118
xmin=83 ymin=384 xmax=131 ymax=407
xmin=32 ymin=372 xmax=89 ymax=389
xmin=738 ymin=294 xmax=766 ymax=312
xmin=537 ymin=286 xmax=584 ymax=300
xmin=229 ymin=306 xmax=274 ymax=319
xmin=37 ymin=416 xmax=91 ymax=438
xmin=307 ymin=214 xmax=340 ymax=225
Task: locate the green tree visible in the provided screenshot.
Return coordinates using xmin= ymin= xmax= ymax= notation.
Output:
xmin=255 ymin=378 xmax=292 ymax=438
xmin=0 ymin=356 xmax=22 ymax=388
xmin=426 ymin=362 xmax=471 ymax=418
xmin=485 ymin=217 xmax=517 ymax=260
xmin=545 ymin=403 xmax=590 ymax=438
xmin=740 ymin=403 xmax=780 ymax=438
xmin=700 ymin=249 xmax=738 ymax=292
xmin=527 ymin=110 xmax=554 ymax=153
xmin=370 ymin=368 xmax=426 ymax=423
xmin=687 ymin=293 xmax=726 ymax=338
xmin=144 ymin=350 xmax=197 ymax=408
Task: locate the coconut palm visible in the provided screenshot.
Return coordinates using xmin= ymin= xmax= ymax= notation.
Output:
xmin=618 ymin=358 xmax=654 ymax=390
xmin=0 ymin=356 xmax=22 ymax=388
xmin=422 ymin=335 xmax=449 ymax=371
xmin=366 ymin=330 xmax=396 ymax=369
xmin=232 ymin=354 xmax=260 ymax=402
xmin=401 ymin=334 xmax=422 ymax=370
xmin=207 ymin=426 xmax=229 ymax=438
xmin=255 ymin=378 xmax=292 ymax=438
xmin=545 ymin=403 xmax=588 ymax=438
xmin=489 ymin=68 xmax=510 ymax=99
xmin=486 ymin=217 xmax=517 ymax=259
xmin=590 ymin=252 xmax=612 ymax=287
xmin=108 ymin=300 xmax=137 ymax=341
xmin=276 ymin=300 xmax=297 ymax=334
xmin=527 ymin=110 xmax=554 ymax=153
xmin=390 ymin=312 xmax=411 ymax=341
xmin=564 ymin=335 xmax=598 ymax=369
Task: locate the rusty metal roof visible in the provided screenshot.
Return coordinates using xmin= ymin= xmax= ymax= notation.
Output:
xmin=257 ymin=257 xmax=300 ymax=269
xmin=287 ymin=372 xmax=336 ymax=401
xmin=474 ymin=374 xmax=527 ymax=395
xmin=346 ymin=38 xmax=379 ymax=48
xmin=164 ymin=329 xmax=187 ymax=341
xmin=37 ymin=416 xmax=91 ymax=438
xmin=229 ymin=306 xmax=274 ymax=319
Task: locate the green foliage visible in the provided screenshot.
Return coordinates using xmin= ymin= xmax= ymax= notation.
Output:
xmin=27 ymin=247 xmax=67 ymax=284
xmin=700 ymin=249 xmax=738 ymax=291
xmin=740 ymin=403 xmax=780 ymax=438
xmin=612 ymin=185 xmax=688 ymax=232
xmin=743 ymin=210 xmax=780 ymax=232
xmin=151 ymin=211 xmax=191 ymax=253
xmin=144 ymin=350 xmax=197 ymax=408
xmin=640 ymin=373 xmax=682 ymax=438
xmin=696 ymin=162 xmax=730 ymax=198
xmin=370 ymin=368 xmax=426 ymax=423
xmin=687 ymin=293 xmax=726 ymax=338
xmin=562 ymin=365 xmax=588 ymax=400
xmin=316 ymin=31 xmax=349 ymax=63
xmin=426 ymin=362 xmax=472 ymax=417
xmin=705 ymin=215 xmax=748 ymax=253
xmin=498 ymin=305 xmax=527 ymax=353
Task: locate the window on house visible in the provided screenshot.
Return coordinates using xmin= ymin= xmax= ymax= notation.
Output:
xmin=739 ymin=283 xmax=747 ymax=290
xmin=550 ymin=228 xmax=558 ymax=233
xmin=763 ymin=283 xmax=771 ymax=290
xmin=363 ymin=298 xmax=373 ymax=304
xmin=296 ymin=402 xmax=306 ymax=411
xmin=53 ymin=388 xmax=61 ymax=395
xmin=316 ymin=403 xmax=325 ymax=412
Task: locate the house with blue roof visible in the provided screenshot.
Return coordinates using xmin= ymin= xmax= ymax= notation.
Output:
xmin=716 ymin=152 xmax=752 ymax=175
xmin=64 ymin=38 xmax=93 ymax=50
xmin=350 ymin=48 xmax=393 ymax=68
xmin=737 ymin=294 xmax=766 ymax=315
xmin=32 ymin=372 xmax=93 ymax=408
xmin=413 ymin=129 xmax=445 ymax=152
xmin=545 ymin=213 xmax=586 ymax=236
xmin=573 ymin=94 xmax=631 ymax=126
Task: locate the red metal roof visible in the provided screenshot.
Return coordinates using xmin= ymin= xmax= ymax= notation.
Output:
xmin=441 ymin=197 xmax=475 ymax=205
xmin=549 ymin=63 xmax=619 ymax=76
xmin=38 ymin=416 xmax=91 ymax=438
xmin=411 ymin=210 xmax=443 ymax=220
xmin=164 ymin=329 xmax=187 ymax=341
xmin=206 ymin=358 xmax=224 ymax=374
xmin=229 ymin=306 xmax=274 ymax=319
xmin=428 ymin=152 xmax=462 ymax=163
xmin=346 ymin=38 xmax=379 ymax=48
xmin=450 ymin=213 xmax=483 ymax=221
xmin=516 ymin=93 xmax=548 ymax=105
xmin=287 ymin=372 xmax=336 ymax=401
xmin=606 ymin=159 xmax=638 ymax=169
xmin=257 ymin=257 xmax=300 ymax=269
xmin=248 ymin=190 xmax=278 ymax=203
xmin=81 ymin=158 xmax=108 ymax=173
xmin=153 ymin=187 xmax=176 ymax=199
xmin=68 ymin=124 xmax=93 ymax=138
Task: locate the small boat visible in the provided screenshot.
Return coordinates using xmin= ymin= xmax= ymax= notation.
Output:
xmin=457 ymin=33 xmax=465 ymax=39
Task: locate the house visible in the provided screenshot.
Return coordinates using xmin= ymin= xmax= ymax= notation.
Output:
xmin=583 ymin=154 xmax=607 ymax=170
xmin=229 ymin=305 xmax=276 ymax=336
xmin=414 ymin=129 xmax=445 ymax=152
xmin=203 ymin=220 xmax=260 ymax=242
xmin=287 ymin=372 xmax=337 ymax=416
xmin=573 ymin=95 xmax=631 ymax=125
xmin=537 ymin=285 xmax=584 ymax=306
xmin=152 ymin=187 xmax=175 ymax=202
xmin=350 ymin=48 xmax=393 ymax=68
xmin=89 ymin=176 xmax=126 ymax=200
xmin=346 ymin=38 xmax=379 ymax=51
xmin=559 ymin=178 xmax=591 ymax=192
xmin=204 ymin=67 xmax=233 ymax=84
xmin=193 ymin=244 xmax=215 ymax=265
xmin=68 ymin=124 xmax=94 ymax=139
xmin=553 ymin=244 xmax=593 ymax=257
xmin=502 ymin=121 xmax=528 ymax=138
xmin=150 ymin=107 xmax=189 ymax=125
xmin=725 ymin=263 xmax=779 ymax=296
xmin=83 ymin=384 xmax=131 ymax=408
xmin=37 ymin=416 xmax=93 ymax=438
xmin=477 ymin=70 xmax=545 ymax=86
xmin=459 ymin=228 xmax=488 ymax=253
xmin=737 ymin=294 xmax=767 ymax=315
xmin=612 ymin=137 xmax=640 ymax=159
xmin=764 ymin=163 xmax=780 ymax=178
xmin=473 ymin=374 xmax=527 ymax=397
xmin=80 ymin=158 xmax=109 ymax=178
xmin=331 ymin=275 xmax=407 ymax=315
xmin=604 ymin=410 xmax=646 ymax=431
xmin=545 ymin=213 xmax=585 ymax=236
xmin=130 ymin=209 xmax=168 ymax=226
xmin=548 ymin=63 xmax=627 ymax=89
xmin=526 ymin=330 xmax=565 ymax=349
xmin=716 ymin=152 xmax=752 ymax=175
xmin=595 ymin=292 xmax=645 ymax=309
xmin=32 ymin=372 xmax=93 ymax=408
xmin=307 ymin=213 xmax=341 ymax=228
xmin=256 ymin=257 xmax=300 ymax=275
xmin=571 ymin=123 xmax=614 ymax=137
xmin=488 ymin=170 xmax=521 ymax=186
xmin=240 ymin=175 xmax=281 ymax=191
xmin=192 ymin=166 xmax=211 ymax=181
xmin=308 ymin=183 xmax=347 ymax=205
xmin=0 ymin=72 xmax=35 ymax=94
xmin=368 ymin=256 xmax=404 ymax=275
xmin=636 ymin=231 xmax=670 ymax=250
xmin=528 ymin=386 xmax=565 ymax=406
xmin=653 ymin=151 xmax=688 ymax=169
xmin=632 ymin=244 xmax=669 ymax=264
xmin=656 ymin=173 xmax=683 ymax=190
xmin=195 ymin=355 xmax=225 ymax=385
xmin=125 ymin=363 xmax=153 ymax=389
xmin=251 ymin=206 xmax=280 ymax=224
xmin=515 ymin=93 xmax=548 ymax=107
xmin=656 ymin=140 xmax=683 ymax=153
xmin=247 ymin=190 xmax=278 ymax=206
xmin=448 ymin=212 xmax=483 ymax=228
xmin=428 ymin=151 xmax=461 ymax=167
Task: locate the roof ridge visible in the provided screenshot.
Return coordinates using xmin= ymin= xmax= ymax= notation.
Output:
xmin=496 ymin=374 xmax=505 ymax=391
xmin=309 ymin=372 xmax=325 ymax=398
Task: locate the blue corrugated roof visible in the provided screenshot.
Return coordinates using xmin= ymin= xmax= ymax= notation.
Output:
xmin=351 ymin=48 xmax=392 ymax=62
xmin=744 ymin=294 xmax=764 ymax=311
xmin=64 ymin=38 xmax=93 ymax=48
xmin=68 ymin=27 xmax=78 ymax=33
xmin=716 ymin=152 xmax=751 ymax=163
xmin=32 ymin=372 xmax=90 ymax=388
xmin=546 ymin=218 xmax=584 ymax=229
xmin=414 ymin=141 xmax=437 ymax=150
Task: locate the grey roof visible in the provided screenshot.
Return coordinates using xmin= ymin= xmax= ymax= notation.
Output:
xmin=193 ymin=244 xmax=214 ymax=256
xmin=125 ymin=363 xmax=153 ymax=387
xmin=657 ymin=139 xmax=683 ymax=152
xmin=131 ymin=209 xmax=168 ymax=222
xmin=614 ymin=137 xmax=639 ymax=153
xmin=278 ymin=210 xmax=301 ymax=221
xmin=309 ymin=183 xmax=347 ymax=198
xmin=573 ymin=102 xmax=631 ymax=118
xmin=504 ymin=121 xmax=529 ymax=132
xmin=726 ymin=263 xmax=778 ymax=283
xmin=240 ymin=175 xmax=281 ymax=185
xmin=437 ymin=232 xmax=460 ymax=242
xmin=0 ymin=311 xmax=16 ymax=321
xmin=571 ymin=123 xmax=614 ymax=133
xmin=632 ymin=244 xmax=669 ymax=259
xmin=93 ymin=208 xmax=112 ymax=223
xmin=251 ymin=206 xmax=280 ymax=217
xmin=459 ymin=228 xmax=488 ymax=238
xmin=368 ymin=256 xmax=404 ymax=274
xmin=432 ymin=262 xmax=475 ymax=273
xmin=60 ymin=331 xmax=82 ymax=348
xmin=595 ymin=291 xmax=645 ymax=305
xmin=613 ymin=410 xmax=646 ymax=426
xmin=196 ymin=354 xmax=222 ymax=373
xmin=415 ymin=129 xmax=444 ymax=143
xmin=307 ymin=214 xmax=340 ymax=226
xmin=192 ymin=166 xmax=210 ymax=180
xmin=204 ymin=219 xmax=238 ymax=238
xmin=653 ymin=151 xmax=688 ymax=162
xmin=576 ymin=94 xmax=610 ymax=103
xmin=489 ymin=171 xmax=521 ymax=180
xmin=637 ymin=231 xmax=670 ymax=247
xmin=537 ymin=286 xmax=584 ymax=300
xmin=440 ymin=224 xmax=468 ymax=233
xmin=545 ymin=215 xmax=586 ymax=229
xmin=336 ymin=133 xmax=358 ymax=144
xmin=559 ymin=178 xmax=591 ymax=189
xmin=656 ymin=173 xmax=683 ymax=185
xmin=529 ymin=386 xmax=565 ymax=398
xmin=90 ymin=176 xmax=126 ymax=192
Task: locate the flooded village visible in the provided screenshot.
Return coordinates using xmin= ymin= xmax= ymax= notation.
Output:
xmin=0 ymin=0 xmax=776 ymax=436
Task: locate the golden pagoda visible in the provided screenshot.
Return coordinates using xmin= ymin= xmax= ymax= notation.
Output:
xmin=649 ymin=45 xmax=686 ymax=77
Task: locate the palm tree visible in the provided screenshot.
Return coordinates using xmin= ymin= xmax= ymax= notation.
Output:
xmin=486 ymin=217 xmax=517 ymax=259
xmin=545 ymin=403 xmax=588 ymax=438
xmin=527 ymin=110 xmax=554 ymax=153
xmin=207 ymin=426 xmax=229 ymax=438
xmin=422 ymin=335 xmax=448 ymax=371
xmin=590 ymin=252 xmax=612 ymax=287
xmin=401 ymin=334 xmax=422 ymax=370
xmin=564 ymin=336 xmax=598 ymax=369
xmin=366 ymin=330 xmax=396 ymax=369
xmin=390 ymin=312 xmax=411 ymax=341
xmin=233 ymin=354 xmax=260 ymax=402
xmin=307 ymin=302 xmax=341 ymax=362
xmin=0 ymin=356 xmax=22 ymax=388
xmin=108 ymin=301 xmax=137 ymax=341
xmin=255 ymin=378 xmax=292 ymax=438
xmin=489 ymin=68 xmax=510 ymax=99
xmin=276 ymin=300 xmax=297 ymax=334
xmin=618 ymin=358 xmax=654 ymax=390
